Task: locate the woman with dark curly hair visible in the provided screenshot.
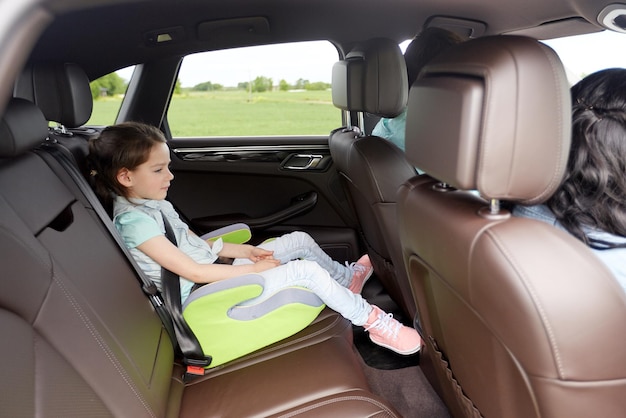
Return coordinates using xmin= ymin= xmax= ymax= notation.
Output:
xmin=514 ymin=68 xmax=626 ymax=293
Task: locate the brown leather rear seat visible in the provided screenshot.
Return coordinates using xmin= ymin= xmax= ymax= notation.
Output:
xmin=14 ymin=62 xmax=358 ymax=359
xmin=0 ymin=94 xmax=400 ymax=415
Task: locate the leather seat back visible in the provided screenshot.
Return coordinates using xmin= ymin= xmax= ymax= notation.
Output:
xmin=330 ymin=38 xmax=418 ymax=318
xmin=0 ymin=98 xmax=176 ymax=417
xmin=398 ymin=35 xmax=626 ymax=417
xmin=2 ymin=76 xmax=404 ymax=417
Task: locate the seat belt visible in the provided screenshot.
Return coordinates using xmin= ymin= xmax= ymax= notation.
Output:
xmin=36 ymin=140 xmax=178 ymax=354
xmin=40 ymin=138 xmax=211 ymax=374
xmin=160 ymin=214 xmax=212 ymax=373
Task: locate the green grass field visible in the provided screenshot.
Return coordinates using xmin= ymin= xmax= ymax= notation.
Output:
xmin=88 ymin=89 xmax=342 ymax=136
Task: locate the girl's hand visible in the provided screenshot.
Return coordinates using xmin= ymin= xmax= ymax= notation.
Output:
xmin=249 ymin=247 xmax=275 ymax=262
xmin=252 ymin=258 xmax=280 ymax=272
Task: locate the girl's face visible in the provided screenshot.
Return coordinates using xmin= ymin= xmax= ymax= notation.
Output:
xmin=118 ymin=142 xmax=174 ymax=200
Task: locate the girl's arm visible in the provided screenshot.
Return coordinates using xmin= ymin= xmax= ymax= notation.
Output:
xmin=137 ymin=235 xmax=279 ymax=284
xmin=217 ymin=242 xmax=274 ymax=261
xmin=190 ymin=232 xmax=273 ymax=262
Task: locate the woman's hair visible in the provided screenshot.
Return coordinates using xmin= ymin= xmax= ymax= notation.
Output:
xmin=404 ymin=27 xmax=464 ymax=87
xmin=87 ymin=121 xmax=167 ymax=214
xmin=547 ymin=68 xmax=626 ymax=248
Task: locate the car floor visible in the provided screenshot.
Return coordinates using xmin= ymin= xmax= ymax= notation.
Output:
xmin=354 ymin=277 xmax=450 ymax=418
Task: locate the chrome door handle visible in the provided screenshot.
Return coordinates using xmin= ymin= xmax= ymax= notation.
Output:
xmin=282 ymin=154 xmax=325 ymax=170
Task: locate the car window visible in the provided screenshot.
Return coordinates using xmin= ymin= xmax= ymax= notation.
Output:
xmin=542 ymin=30 xmax=626 ymax=85
xmin=167 ymin=41 xmax=341 ymax=137
xmin=87 ymin=66 xmax=134 ymax=126
xmin=400 ymin=30 xmax=626 ymax=87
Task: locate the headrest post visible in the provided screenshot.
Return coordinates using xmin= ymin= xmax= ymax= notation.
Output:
xmin=344 ymin=111 xmax=363 ymax=135
xmin=345 ymin=110 xmax=354 ymax=129
xmin=478 ymin=198 xmax=510 ymax=220
xmin=490 ymin=198 xmax=500 ymax=215
xmin=55 ymin=122 xmax=69 ymax=135
xmin=432 ymin=182 xmax=455 ymax=192
xmin=356 ymin=112 xmax=364 ymax=131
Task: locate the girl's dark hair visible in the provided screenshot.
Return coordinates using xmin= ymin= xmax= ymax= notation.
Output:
xmin=547 ymin=68 xmax=626 ymax=248
xmin=87 ymin=121 xmax=167 ymax=214
xmin=404 ymin=27 xmax=463 ymax=87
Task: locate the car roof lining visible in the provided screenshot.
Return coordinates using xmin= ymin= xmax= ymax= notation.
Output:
xmin=506 ymin=17 xmax=603 ymax=39
xmin=27 ymin=0 xmax=613 ymax=81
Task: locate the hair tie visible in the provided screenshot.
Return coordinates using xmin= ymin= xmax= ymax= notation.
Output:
xmin=576 ymin=98 xmax=594 ymax=110
xmin=576 ymin=98 xmax=605 ymax=120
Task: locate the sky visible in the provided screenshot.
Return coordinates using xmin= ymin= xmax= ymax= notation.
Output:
xmin=117 ymin=30 xmax=626 ymax=88
xmin=542 ymin=30 xmax=626 ymax=83
xmin=177 ymin=42 xmax=339 ymax=87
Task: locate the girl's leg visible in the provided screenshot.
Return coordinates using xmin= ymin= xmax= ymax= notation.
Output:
xmin=256 ymin=259 xmax=371 ymax=325
xmin=254 ymin=259 xmax=421 ymax=355
xmin=255 ymin=231 xmax=352 ymax=286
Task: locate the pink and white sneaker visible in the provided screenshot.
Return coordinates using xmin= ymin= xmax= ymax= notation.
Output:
xmin=365 ymin=305 xmax=422 ymax=355
xmin=347 ymin=254 xmax=373 ymax=294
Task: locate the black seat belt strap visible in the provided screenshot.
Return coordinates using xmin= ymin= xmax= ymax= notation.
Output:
xmin=161 ymin=213 xmax=212 ymax=372
xmin=36 ymin=141 xmax=177 ymax=348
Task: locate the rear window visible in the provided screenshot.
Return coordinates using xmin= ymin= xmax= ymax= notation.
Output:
xmin=87 ymin=66 xmax=134 ymax=126
xmin=167 ymin=41 xmax=341 ymax=137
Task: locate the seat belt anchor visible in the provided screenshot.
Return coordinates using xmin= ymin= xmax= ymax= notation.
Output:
xmin=184 ymin=356 xmax=212 ymax=375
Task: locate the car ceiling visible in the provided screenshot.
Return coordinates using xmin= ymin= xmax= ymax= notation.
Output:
xmin=23 ymin=0 xmax=622 ymax=80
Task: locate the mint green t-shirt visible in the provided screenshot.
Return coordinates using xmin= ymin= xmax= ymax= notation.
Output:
xmin=113 ymin=196 xmax=223 ymax=302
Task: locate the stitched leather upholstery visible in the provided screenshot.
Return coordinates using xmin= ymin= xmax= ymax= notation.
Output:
xmin=330 ymin=37 xmax=418 ymax=318
xmin=0 ymin=93 xmax=402 ymax=415
xmin=398 ymin=35 xmax=626 ymax=418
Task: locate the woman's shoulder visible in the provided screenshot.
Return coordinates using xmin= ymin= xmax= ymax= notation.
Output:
xmin=512 ymin=204 xmax=559 ymax=225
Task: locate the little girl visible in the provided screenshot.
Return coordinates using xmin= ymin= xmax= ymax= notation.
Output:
xmin=87 ymin=121 xmax=421 ymax=355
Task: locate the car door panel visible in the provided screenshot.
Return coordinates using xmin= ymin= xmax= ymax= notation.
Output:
xmin=167 ymin=135 xmax=361 ymax=262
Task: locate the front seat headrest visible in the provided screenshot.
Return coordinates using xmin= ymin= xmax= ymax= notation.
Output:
xmin=331 ymin=37 xmax=408 ymax=118
xmin=14 ymin=62 xmax=93 ymax=128
xmin=405 ymin=35 xmax=571 ymax=205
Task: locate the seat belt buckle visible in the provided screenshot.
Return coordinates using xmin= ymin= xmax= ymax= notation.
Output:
xmin=186 ymin=365 xmax=206 ymax=375
xmin=184 ymin=356 xmax=212 ymax=376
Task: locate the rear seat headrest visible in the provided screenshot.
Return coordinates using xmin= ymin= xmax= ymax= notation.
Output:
xmin=331 ymin=38 xmax=407 ymax=118
xmin=14 ymin=62 xmax=93 ymax=128
xmin=0 ymin=98 xmax=48 ymax=158
xmin=405 ymin=35 xmax=571 ymax=205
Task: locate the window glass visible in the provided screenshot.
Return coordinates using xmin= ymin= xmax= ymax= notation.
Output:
xmin=87 ymin=66 xmax=134 ymax=126
xmin=542 ymin=30 xmax=626 ymax=85
xmin=400 ymin=30 xmax=626 ymax=87
xmin=167 ymin=41 xmax=341 ymax=137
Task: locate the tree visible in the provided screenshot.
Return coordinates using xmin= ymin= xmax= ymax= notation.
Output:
xmin=89 ymin=72 xmax=126 ymax=100
xmin=278 ymin=79 xmax=289 ymax=91
xmin=192 ymin=81 xmax=223 ymax=91
xmin=305 ymin=81 xmax=330 ymax=91
xmin=294 ymin=78 xmax=309 ymax=90
xmin=251 ymin=76 xmax=273 ymax=93
xmin=173 ymin=78 xmax=182 ymax=95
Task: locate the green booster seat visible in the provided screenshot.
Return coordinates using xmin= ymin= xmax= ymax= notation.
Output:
xmin=180 ymin=224 xmax=325 ymax=368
